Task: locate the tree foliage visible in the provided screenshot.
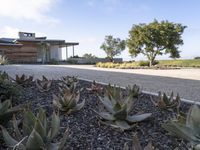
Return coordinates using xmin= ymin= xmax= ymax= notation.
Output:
xmin=100 ymin=35 xmax=126 ymax=61
xmin=127 ymin=20 xmax=186 ymax=66
xmin=82 ymin=53 xmax=96 ymax=59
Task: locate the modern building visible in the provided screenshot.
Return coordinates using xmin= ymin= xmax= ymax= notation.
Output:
xmin=0 ymin=32 xmax=79 ymax=63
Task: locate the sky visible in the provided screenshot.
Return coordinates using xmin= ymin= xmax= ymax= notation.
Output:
xmin=0 ymin=0 xmax=199 ymax=61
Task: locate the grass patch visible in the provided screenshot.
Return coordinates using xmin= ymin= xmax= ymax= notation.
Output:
xmin=158 ymin=59 xmax=200 ymax=67
xmin=96 ymin=59 xmax=200 ymax=69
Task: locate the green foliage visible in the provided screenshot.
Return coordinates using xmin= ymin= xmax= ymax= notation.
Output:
xmin=127 ymin=20 xmax=186 ymax=66
xmin=96 ymin=62 xmax=140 ymax=69
xmin=158 ymin=59 xmax=200 ymax=67
xmin=162 ymin=105 xmax=200 ymax=149
xmin=0 ymin=72 xmax=21 ymax=101
xmin=0 ymin=99 xmax=23 ymax=124
xmin=49 ymin=59 xmax=59 ymax=65
xmin=151 ymin=92 xmax=180 ymax=113
xmin=15 ymin=74 xmax=33 ymax=87
xmin=82 ymin=53 xmax=97 ymax=59
xmin=0 ymin=108 xmax=68 ymax=150
xmin=138 ymin=60 xmax=150 ymax=66
xmin=36 ymin=76 xmax=52 ymax=92
xmin=100 ymin=35 xmax=126 ymax=61
xmin=194 ymin=57 xmax=200 ymax=60
xmin=0 ymin=55 xmax=8 ymax=65
xmin=95 ymin=84 xmax=151 ymax=131
xmin=125 ymin=84 xmax=140 ymax=99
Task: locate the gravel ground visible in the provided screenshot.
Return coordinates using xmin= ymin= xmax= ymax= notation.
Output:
xmin=0 ymin=79 xmax=191 ymax=150
xmin=0 ymin=65 xmax=200 ymax=102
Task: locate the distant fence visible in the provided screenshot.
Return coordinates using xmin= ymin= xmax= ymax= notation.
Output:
xmin=64 ymin=58 xmax=123 ymax=64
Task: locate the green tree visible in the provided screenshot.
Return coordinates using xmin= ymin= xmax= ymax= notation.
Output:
xmin=82 ymin=53 xmax=96 ymax=59
xmin=127 ymin=20 xmax=186 ymax=67
xmin=100 ymin=35 xmax=126 ymax=62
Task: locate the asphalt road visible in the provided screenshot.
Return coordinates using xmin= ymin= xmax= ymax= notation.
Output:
xmin=1 ymin=64 xmax=200 ymax=102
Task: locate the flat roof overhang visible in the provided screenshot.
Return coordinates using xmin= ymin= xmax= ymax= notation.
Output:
xmin=0 ymin=43 xmax=23 ymax=46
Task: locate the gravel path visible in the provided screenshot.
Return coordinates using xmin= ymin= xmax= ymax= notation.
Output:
xmin=0 ymin=64 xmax=200 ymax=102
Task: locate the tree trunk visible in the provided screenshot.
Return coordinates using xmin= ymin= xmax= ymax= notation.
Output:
xmin=149 ymin=58 xmax=155 ymax=67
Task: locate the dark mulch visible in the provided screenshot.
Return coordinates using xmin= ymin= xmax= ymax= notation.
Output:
xmin=0 ymin=79 xmax=192 ymax=150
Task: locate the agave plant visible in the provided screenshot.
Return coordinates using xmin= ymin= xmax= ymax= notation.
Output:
xmin=36 ymin=75 xmax=52 ymax=92
xmin=0 ymin=71 xmax=10 ymax=81
xmin=126 ymin=84 xmax=140 ymax=99
xmin=0 ymin=72 xmax=21 ymax=102
xmin=62 ymin=76 xmax=78 ymax=87
xmin=95 ymin=89 xmax=152 ymax=130
xmin=0 ymin=108 xmax=68 ymax=150
xmin=86 ymin=80 xmax=103 ymax=94
xmin=15 ymin=74 xmax=33 ymax=86
xmin=151 ymin=92 xmax=180 ymax=112
xmin=58 ymin=76 xmax=78 ymax=94
xmin=162 ymin=104 xmax=200 ymax=150
xmin=0 ymin=99 xmax=22 ymax=124
xmin=105 ymin=84 xmax=123 ymax=100
xmin=53 ymin=86 xmax=85 ymax=114
xmin=124 ymin=134 xmax=154 ymax=150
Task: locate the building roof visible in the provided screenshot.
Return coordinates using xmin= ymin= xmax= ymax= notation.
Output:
xmin=0 ymin=38 xmax=22 ymax=46
xmin=0 ymin=32 xmax=79 ymax=47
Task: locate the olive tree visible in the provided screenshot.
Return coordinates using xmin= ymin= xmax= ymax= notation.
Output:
xmin=100 ymin=35 xmax=126 ymax=62
xmin=127 ymin=20 xmax=186 ymax=67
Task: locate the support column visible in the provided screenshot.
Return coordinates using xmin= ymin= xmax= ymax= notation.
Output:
xmin=72 ymin=45 xmax=74 ymax=57
xmin=66 ymin=46 xmax=68 ymax=60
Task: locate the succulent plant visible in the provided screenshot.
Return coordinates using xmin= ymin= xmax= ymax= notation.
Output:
xmin=58 ymin=76 xmax=78 ymax=93
xmin=105 ymin=84 xmax=123 ymax=100
xmin=86 ymin=80 xmax=103 ymax=94
xmin=15 ymin=74 xmax=33 ymax=86
xmin=151 ymin=92 xmax=180 ymax=112
xmin=0 ymin=99 xmax=22 ymax=124
xmin=124 ymin=134 xmax=154 ymax=150
xmin=0 ymin=72 xmax=21 ymax=101
xmin=0 ymin=108 xmax=68 ymax=150
xmin=53 ymin=86 xmax=85 ymax=114
xmin=162 ymin=104 xmax=200 ymax=149
xmin=0 ymin=71 xmax=10 ymax=81
xmin=95 ymin=88 xmax=152 ymax=131
xmin=126 ymin=84 xmax=140 ymax=99
xmin=36 ymin=75 xmax=52 ymax=92
xmin=62 ymin=76 xmax=78 ymax=87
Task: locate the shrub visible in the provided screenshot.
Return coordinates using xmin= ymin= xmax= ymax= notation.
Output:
xmin=194 ymin=57 xmax=200 ymax=59
xmin=139 ymin=60 xmax=149 ymax=66
xmin=49 ymin=59 xmax=59 ymax=65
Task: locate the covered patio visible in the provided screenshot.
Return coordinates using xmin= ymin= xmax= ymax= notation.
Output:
xmin=65 ymin=42 xmax=79 ymax=60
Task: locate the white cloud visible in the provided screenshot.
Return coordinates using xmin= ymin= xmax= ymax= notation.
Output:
xmin=0 ymin=26 xmax=45 ymax=38
xmin=0 ymin=0 xmax=59 ymax=24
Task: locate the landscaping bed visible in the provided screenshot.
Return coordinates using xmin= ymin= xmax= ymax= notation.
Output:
xmin=0 ymin=78 xmax=192 ymax=150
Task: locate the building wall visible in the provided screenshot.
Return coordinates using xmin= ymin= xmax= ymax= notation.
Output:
xmin=0 ymin=41 xmax=38 ymax=63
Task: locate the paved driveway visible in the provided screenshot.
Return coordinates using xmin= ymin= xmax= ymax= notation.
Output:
xmin=0 ymin=65 xmax=200 ymax=102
